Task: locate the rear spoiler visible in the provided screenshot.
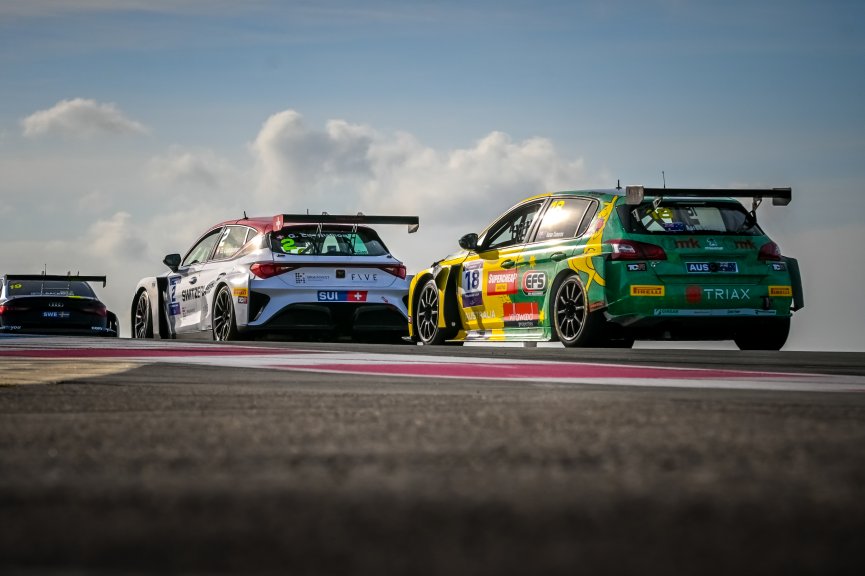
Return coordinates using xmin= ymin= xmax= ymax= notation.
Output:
xmin=5 ymin=274 xmax=107 ymax=286
xmin=625 ymin=186 xmax=792 ymax=207
xmin=272 ymin=213 xmax=420 ymax=233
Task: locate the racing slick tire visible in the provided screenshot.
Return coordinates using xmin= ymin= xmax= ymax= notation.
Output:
xmin=551 ymin=274 xmax=605 ymax=348
xmin=733 ymin=318 xmax=790 ymax=351
xmin=414 ymin=279 xmax=458 ymax=345
xmin=212 ymin=285 xmax=241 ymax=342
xmin=132 ymin=290 xmax=153 ymax=339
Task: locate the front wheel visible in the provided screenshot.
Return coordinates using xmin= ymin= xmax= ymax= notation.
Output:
xmin=212 ymin=286 xmax=240 ymax=341
xmin=414 ymin=279 xmax=455 ymax=345
xmin=132 ymin=290 xmax=153 ymax=338
xmin=551 ymin=275 xmax=604 ymax=347
xmin=734 ymin=318 xmax=790 ymax=350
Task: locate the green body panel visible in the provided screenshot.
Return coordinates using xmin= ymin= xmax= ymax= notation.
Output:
xmin=407 ymin=189 xmax=801 ymax=343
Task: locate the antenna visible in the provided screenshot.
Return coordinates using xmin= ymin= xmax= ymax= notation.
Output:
xmin=243 ymin=210 xmax=247 ymax=219
xmin=662 ymin=171 xmax=666 ymax=189
xmin=616 ymin=179 xmax=621 ymax=190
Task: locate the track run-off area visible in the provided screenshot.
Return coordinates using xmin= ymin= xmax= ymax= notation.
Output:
xmin=2 ymin=335 xmax=864 ymax=393
xmin=2 ymin=335 xmax=865 ymax=575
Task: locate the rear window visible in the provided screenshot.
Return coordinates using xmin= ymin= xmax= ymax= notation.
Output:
xmin=270 ymin=226 xmax=389 ymax=256
xmin=5 ymin=280 xmax=96 ymax=297
xmin=618 ymin=201 xmax=764 ymax=236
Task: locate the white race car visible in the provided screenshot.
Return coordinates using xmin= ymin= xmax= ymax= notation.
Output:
xmin=131 ymin=213 xmax=419 ymax=341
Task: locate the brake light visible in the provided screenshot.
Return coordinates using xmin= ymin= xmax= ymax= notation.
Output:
xmin=82 ymin=304 xmax=107 ymax=316
xmin=0 ymin=304 xmax=26 ymax=315
xmin=608 ymin=239 xmax=667 ymax=261
xmin=250 ymin=262 xmax=297 ymax=278
xmin=379 ymin=264 xmax=407 ymax=279
xmin=758 ymin=241 xmax=782 ymax=261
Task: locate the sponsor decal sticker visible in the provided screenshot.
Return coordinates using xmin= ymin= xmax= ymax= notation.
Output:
xmin=768 ymin=285 xmax=792 ymax=297
xmin=317 ymin=290 xmax=368 ymax=302
xmin=655 ymin=309 xmax=778 ymax=317
xmin=503 ymin=302 xmax=539 ymax=328
xmin=350 ymin=272 xmax=379 ymax=282
xmin=705 ymin=238 xmax=723 ymax=250
xmin=686 ymin=262 xmax=739 ymax=273
xmin=735 ymin=240 xmax=756 ymax=250
xmin=686 ymin=285 xmax=702 ymax=303
xmin=461 ymin=260 xmax=484 ymax=307
xmin=232 ymin=287 xmax=248 ymax=298
xmin=674 ymin=238 xmax=700 ymax=249
xmin=42 ymin=311 xmax=70 ymax=319
xmin=295 ymin=272 xmax=331 ymax=284
xmin=702 ymin=287 xmax=751 ymax=301
xmin=630 ymin=285 xmax=665 ymax=297
xmin=168 ymin=276 xmax=181 ymax=316
xmin=521 ymin=270 xmax=547 ymax=295
xmin=181 ymin=286 xmax=206 ymax=302
xmin=627 ymin=263 xmax=647 ymax=272
xmin=465 ymin=309 xmax=496 ymax=322
xmin=486 ymin=270 xmax=518 ymax=296
xmin=771 ymin=262 xmax=787 ymax=272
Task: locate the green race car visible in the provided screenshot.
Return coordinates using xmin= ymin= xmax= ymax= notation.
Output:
xmin=407 ymin=185 xmax=803 ymax=350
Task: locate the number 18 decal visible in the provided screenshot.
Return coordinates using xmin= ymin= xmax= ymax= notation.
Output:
xmin=461 ymin=260 xmax=484 ymax=307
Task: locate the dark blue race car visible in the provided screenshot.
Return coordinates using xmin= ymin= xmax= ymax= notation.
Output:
xmin=0 ymin=274 xmax=118 ymax=337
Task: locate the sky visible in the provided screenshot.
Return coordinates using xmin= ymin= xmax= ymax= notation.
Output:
xmin=1 ymin=0 xmax=863 ymax=349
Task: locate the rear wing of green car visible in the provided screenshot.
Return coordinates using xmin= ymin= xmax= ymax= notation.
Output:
xmin=625 ymin=186 xmax=792 ymax=207
xmin=272 ymin=213 xmax=420 ymax=234
xmin=4 ymin=274 xmax=107 ymax=286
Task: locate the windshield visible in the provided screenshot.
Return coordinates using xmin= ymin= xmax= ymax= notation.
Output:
xmin=270 ymin=226 xmax=389 ymax=256
xmin=618 ymin=201 xmax=764 ymax=236
xmin=5 ymin=280 xmax=96 ymax=297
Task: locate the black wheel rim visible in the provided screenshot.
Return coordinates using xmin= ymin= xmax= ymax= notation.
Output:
xmin=213 ymin=289 xmax=232 ymax=341
xmin=133 ymin=293 xmax=150 ymax=338
xmin=416 ymin=283 xmax=440 ymax=343
xmin=555 ymin=278 xmax=586 ymax=342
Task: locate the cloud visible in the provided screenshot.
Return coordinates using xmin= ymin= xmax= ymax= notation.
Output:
xmin=21 ymin=98 xmax=148 ymax=139
xmin=250 ymin=109 xmax=591 ymax=228
xmin=251 ymin=110 xmax=375 ymax=204
xmin=149 ymin=147 xmax=236 ymax=189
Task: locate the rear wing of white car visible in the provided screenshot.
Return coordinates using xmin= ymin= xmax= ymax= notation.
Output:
xmin=625 ymin=186 xmax=792 ymax=207
xmin=5 ymin=274 xmax=107 ymax=286
xmin=272 ymin=213 xmax=420 ymax=233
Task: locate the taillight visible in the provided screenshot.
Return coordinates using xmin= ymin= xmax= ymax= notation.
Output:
xmin=250 ymin=262 xmax=297 ymax=278
xmin=758 ymin=241 xmax=782 ymax=261
xmin=0 ymin=304 xmax=26 ymax=315
xmin=608 ymin=239 xmax=667 ymax=261
xmin=82 ymin=304 xmax=107 ymax=316
xmin=379 ymin=264 xmax=407 ymax=279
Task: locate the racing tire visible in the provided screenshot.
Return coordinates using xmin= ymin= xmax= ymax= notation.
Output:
xmin=551 ymin=274 xmax=605 ymax=348
xmin=212 ymin=285 xmax=240 ymax=342
xmin=414 ymin=279 xmax=457 ymax=345
xmin=734 ymin=318 xmax=790 ymax=351
xmin=132 ymin=290 xmax=153 ymax=339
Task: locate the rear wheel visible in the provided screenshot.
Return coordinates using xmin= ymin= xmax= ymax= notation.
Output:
xmin=415 ymin=279 xmax=456 ymax=345
xmin=132 ymin=290 xmax=153 ymax=339
xmin=212 ymin=286 xmax=240 ymax=341
xmin=734 ymin=318 xmax=790 ymax=350
xmin=551 ymin=275 xmax=604 ymax=348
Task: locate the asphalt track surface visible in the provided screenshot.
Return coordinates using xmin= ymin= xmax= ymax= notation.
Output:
xmin=1 ymin=336 xmax=864 ymax=575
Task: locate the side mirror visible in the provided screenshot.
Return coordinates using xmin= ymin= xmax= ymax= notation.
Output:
xmin=163 ymin=253 xmax=181 ymax=271
xmin=458 ymin=233 xmax=478 ymax=251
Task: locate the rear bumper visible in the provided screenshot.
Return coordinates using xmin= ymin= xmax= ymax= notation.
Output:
xmin=243 ymin=302 xmax=408 ymax=337
xmin=0 ymin=325 xmax=117 ymax=337
xmin=604 ymin=311 xmax=789 ymax=341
